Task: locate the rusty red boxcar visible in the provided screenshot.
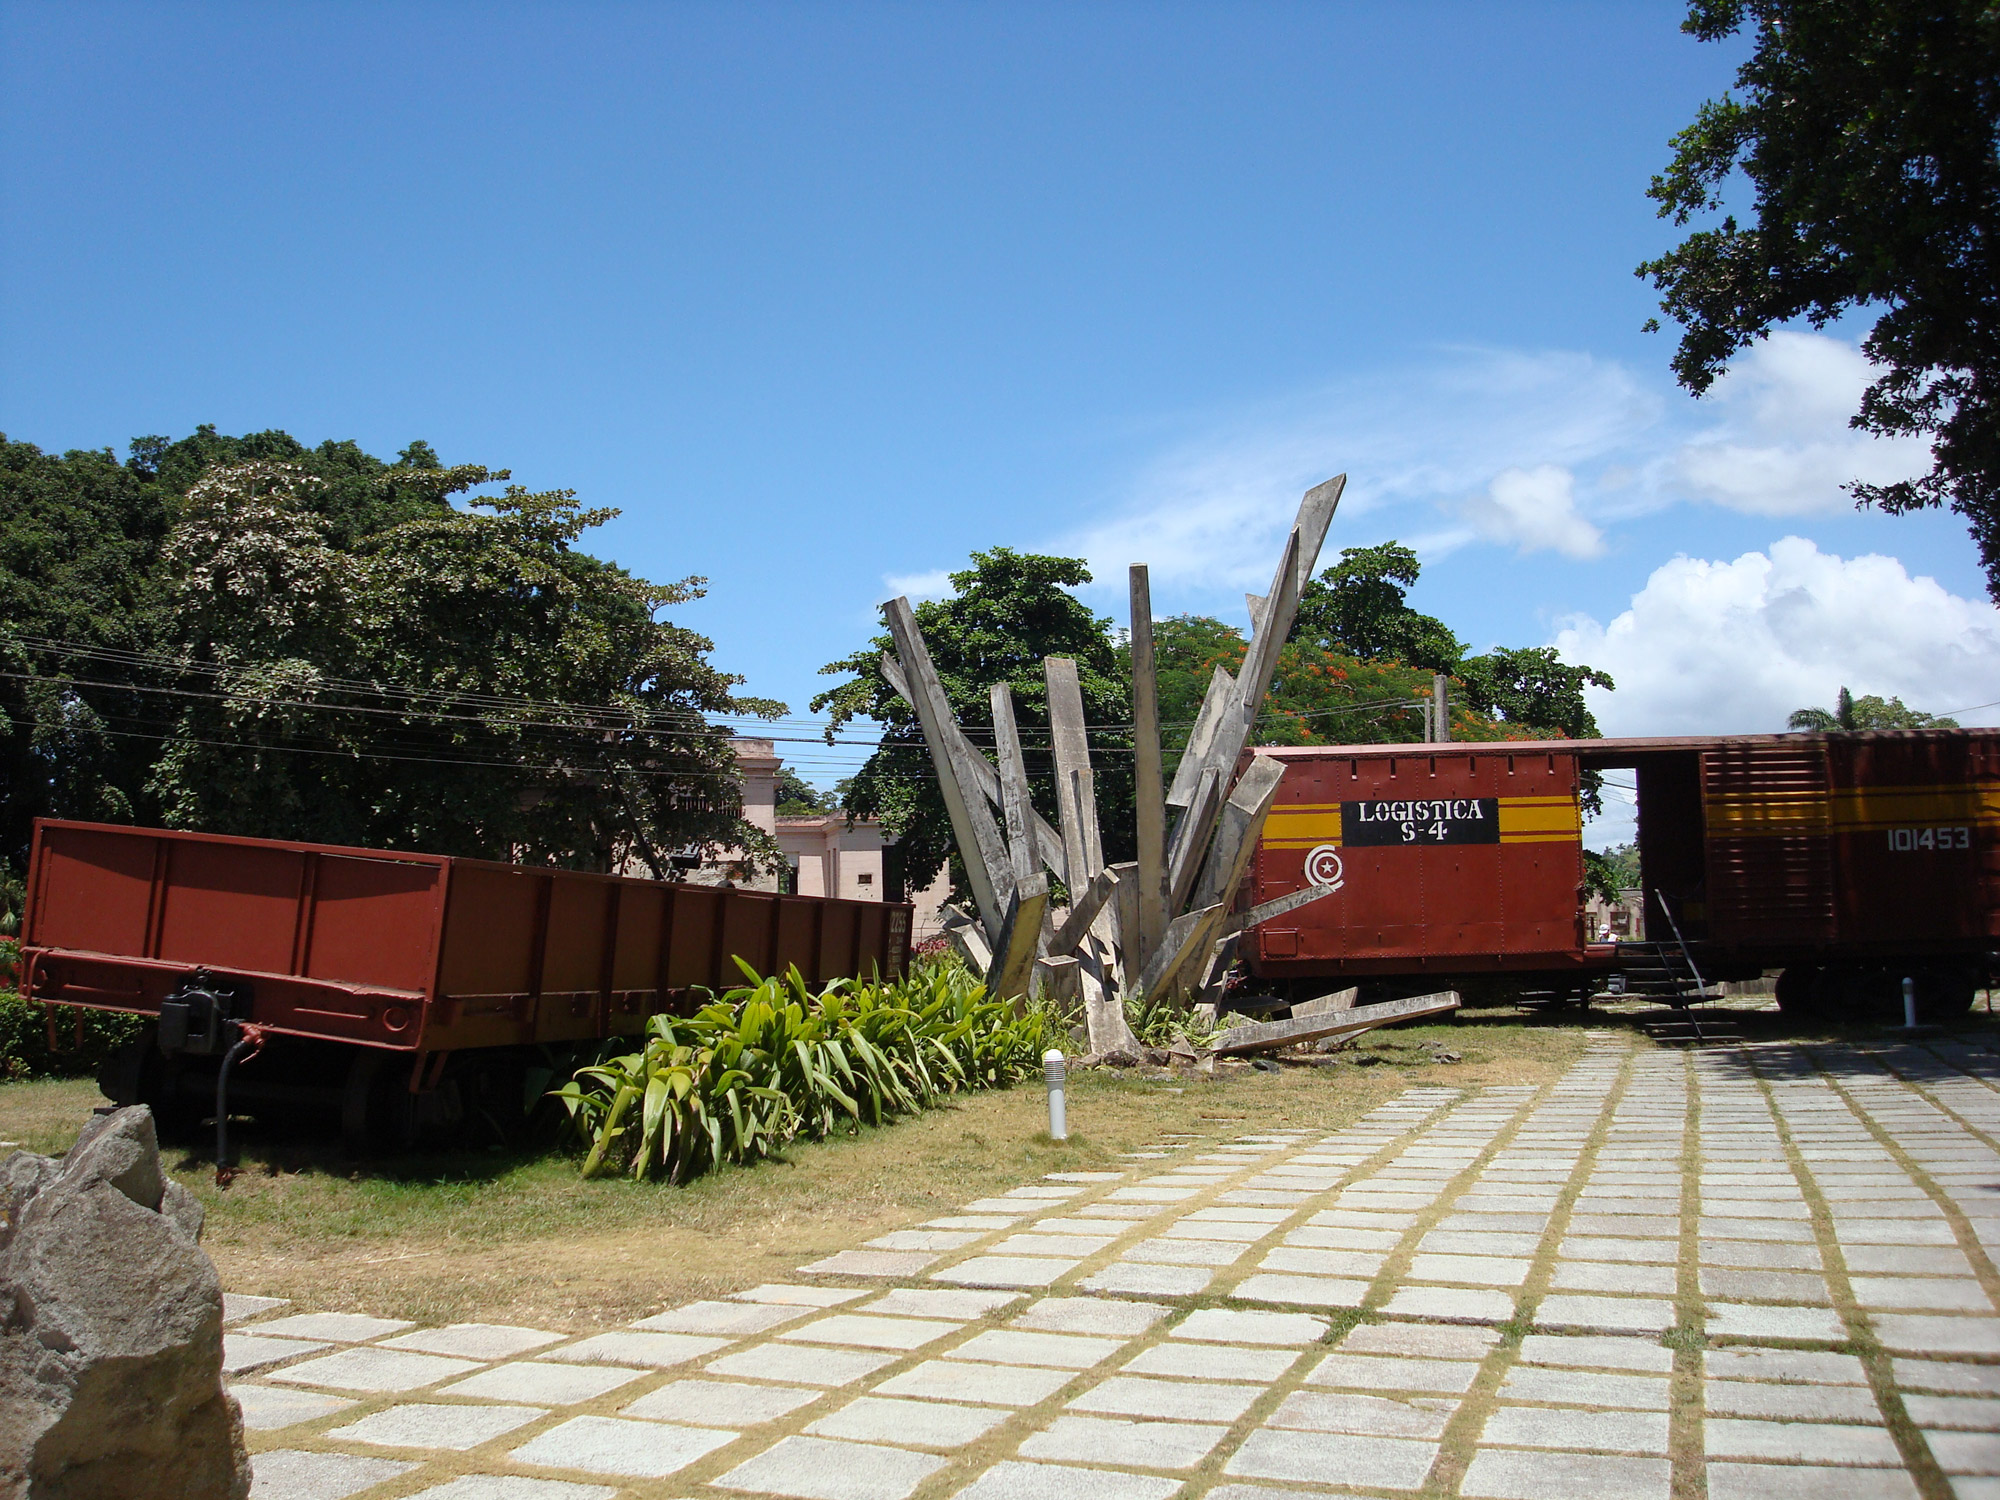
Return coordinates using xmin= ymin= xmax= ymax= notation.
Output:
xmin=20 ymin=819 xmax=911 ymax=1144
xmin=1240 ymin=730 xmax=1999 ymax=1018
xmin=1242 ymin=742 xmax=1598 ymax=995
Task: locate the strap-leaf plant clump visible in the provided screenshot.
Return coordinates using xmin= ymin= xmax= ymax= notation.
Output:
xmin=553 ymin=959 xmax=1053 ymax=1182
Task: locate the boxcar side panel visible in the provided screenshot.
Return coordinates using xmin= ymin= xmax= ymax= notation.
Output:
xmin=1826 ymin=735 xmax=1999 ymax=949
xmin=774 ymin=898 xmax=820 ymax=980
xmin=721 ymin=894 xmax=778 ymax=982
xmin=29 ymin=824 xmax=159 ymax=958
xmin=664 ymin=885 xmax=724 ymax=989
xmin=154 ymin=839 xmax=304 ymax=976
xmin=1701 ymin=742 xmax=1836 ymax=950
xmin=1248 ymin=747 xmax=1584 ymax=977
xmin=540 ymin=877 xmax=611 ymax=997
xmin=304 ymin=855 xmax=442 ymax=994
xmin=612 ymin=884 xmax=666 ymax=992
xmin=437 ymin=866 xmax=541 ymax=997
xmin=820 ymin=904 xmax=860 ymax=984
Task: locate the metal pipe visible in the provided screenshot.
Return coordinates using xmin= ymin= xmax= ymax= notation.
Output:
xmin=1904 ymin=975 xmax=1919 ymax=1030
xmin=214 ymin=1027 xmax=255 ymax=1186
xmin=1043 ymin=1049 xmax=1068 ymax=1141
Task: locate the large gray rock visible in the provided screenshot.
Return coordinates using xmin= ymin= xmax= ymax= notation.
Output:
xmin=0 ymin=1107 xmax=249 ymax=1499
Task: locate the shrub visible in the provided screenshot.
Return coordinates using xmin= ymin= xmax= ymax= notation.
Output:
xmin=0 ymin=941 xmax=144 ymax=1081
xmin=553 ymin=961 xmax=1053 ymax=1181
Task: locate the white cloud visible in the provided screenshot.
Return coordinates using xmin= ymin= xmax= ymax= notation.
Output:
xmin=1055 ymin=331 xmax=1933 ymax=608
xmin=1668 ymin=332 xmax=1932 ymax=516
xmin=880 ymin=568 xmax=954 ymax=603
xmin=1062 ymin=347 xmax=1656 ymax=603
xmin=1464 ymin=464 xmax=1604 ymax=559
xmin=1554 ymin=536 xmax=2000 ymax=737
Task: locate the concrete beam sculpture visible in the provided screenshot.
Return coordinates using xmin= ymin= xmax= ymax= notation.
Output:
xmin=877 ymin=475 xmax=1346 ymax=1029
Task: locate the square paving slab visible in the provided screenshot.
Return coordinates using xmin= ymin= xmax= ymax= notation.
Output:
xmin=221 ymin=1047 xmax=2000 ymax=1500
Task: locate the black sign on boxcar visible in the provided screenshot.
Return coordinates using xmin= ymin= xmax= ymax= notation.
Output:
xmin=1341 ymin=798 xmax=1500 ymax=846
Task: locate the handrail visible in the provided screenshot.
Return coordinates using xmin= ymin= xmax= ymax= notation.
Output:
xmin=1651 ymin=888 xmax=1711 ymax=1001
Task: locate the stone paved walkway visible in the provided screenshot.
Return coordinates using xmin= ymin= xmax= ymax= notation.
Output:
xmin=227 ymin=1030 xmax=2000 ymax=1499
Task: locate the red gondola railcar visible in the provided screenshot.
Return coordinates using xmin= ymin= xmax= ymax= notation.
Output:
xmin=19 ymin=819 xmax=911 ymax=1144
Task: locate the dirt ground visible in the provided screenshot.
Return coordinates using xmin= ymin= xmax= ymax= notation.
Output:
xmin=5 ymin=998 xmax=1981 ymax=1330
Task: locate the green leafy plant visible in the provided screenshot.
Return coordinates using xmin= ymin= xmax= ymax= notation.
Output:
xmin=0 ymin=944 xmax=145 ymax=1080
xmin=1125 ymin=988 xmax=1225 ymax=1050
xmin=553 ymin=961 xmax=1052 ymax=1182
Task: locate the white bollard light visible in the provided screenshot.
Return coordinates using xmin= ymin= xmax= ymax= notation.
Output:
xmin=1904 ymin=976 xmax=1919 ymax=1030
xmin=1043 ymin=1048 xmax=1068 ymax=1141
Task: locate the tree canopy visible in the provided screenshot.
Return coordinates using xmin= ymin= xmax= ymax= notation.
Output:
xmin=1787 ymin=685 xmax=1961 ymax=731
xmin=0 ymin=429 xmax=773 ymax=881
xmin=813 ymin=548 xmax=1133 ymax=892
xmin=818 ymin=538 xmax=1617 ymax=897
xmin=775 ymin=767 xmax=832 ymax=815
xmin=1290 ymin=542 xmax=1465 ymax=673
xmin=1637 ymin=0 xmax=2000 ymax=595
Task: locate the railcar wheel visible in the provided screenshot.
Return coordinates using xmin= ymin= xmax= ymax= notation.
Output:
xmin=342 ymin=1053 xmax=466 ymax=1153
xmin=1773 ymin=967 xmax=1822 ymax=1016
xmin=342 ymin=1053 xmax=415 ymax=1154
xmin=1914 ymin=967 xmax=1979 ymax=1022
xmin=120 ymin=1036 xmax=205 ymax=1140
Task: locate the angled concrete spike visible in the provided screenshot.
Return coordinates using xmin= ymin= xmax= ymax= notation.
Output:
xmin=1166 ymin=529 xmax=1301 ymax=881
xmin=1189 ymin=756 xmax=1286 ymax=912
xmin=1137 ymin=902 xmax=1226 ymax=1002
xmin=881 ymin=651 xmax=1070 ymax=887
xmin=1167 ymin=664 xmax=1236 ymax=809
xmin=1047 ymin=863 xmax=1121 ymax=957
xmin=1225 ymin=882 xmax=1341 ymax=935
xmin=881 ymin=602 xmax=1011 ymax=937
xmin=878 ymin=650 xmax=912 ymax=703
xmin=1292 ymin=987 xmax=1357 ymax=1017
xmin=1245 ymin=592 xmax=1267 ymax=635
xmin=947 ymin=920 xmax=993 ymax=978
xmin=1078 ymin=937 xmax=1141 ymax=1056
xmin=1208 ymin=990 xmax=1458 ymax=1057
xmin=1227 ymin=527 xmax=1301 ymax=747
xmin=1196 ymin=932 xmax=1240 ymax=1008
xmin=1105 ymin=862 xmax=1141 ymax=994
xmin=1044 ymin=656 xmax=1103 ymax=883
xmin=1129 ymin=566 xmax=1167 ymax=968
xmin=990 ymin=872 xmax=1050 ymax=1004
xmin=1164 ymin=766 xmax=1221 ymax=916
xmin=1033 ymin=953 xmax=1081 ymax=1005
xmin=990 ymin=682 xmax=1041 ymax=886
xmin=1291 ymin=474 xmax=1346 ymax=596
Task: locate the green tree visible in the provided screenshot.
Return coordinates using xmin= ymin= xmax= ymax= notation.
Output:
xmin=1584 ymin=842 xmax=1641 ymax=904
xmin=1637 ymin=0 xmax=2000 ymax=595
xmin=1152 ymin=615 xmax=1557 ymax=753
xmin=814 ymin=548 xmax=1131 ymax=895
xmin=1787 ymin=685 xmax=1960 ymax=731
xmin=145 ymin=460 xmax=771 ymax=871
xmin=0 ymin=436 xmax=171 ymax=867
xmin=1290 ymin=542 xmax=1466 ymax=673
xmin=1455 ymin=647 xmax=1612 ymax=742
xmin=776 ymin=767 xmax=831 ymax=815
xmin=0 ymin=429 xmax=774 ymax=884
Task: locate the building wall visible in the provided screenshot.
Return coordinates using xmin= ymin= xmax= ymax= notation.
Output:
xmin=695 ymin=739 xmax=949 ymax=933
xmin=1584 ymin=887 xmax=1646 ymax=943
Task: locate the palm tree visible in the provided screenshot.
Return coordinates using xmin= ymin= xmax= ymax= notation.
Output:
xmin=1788 ymin=686 xmax=1855 ymax=731
xmin=1788 ymin=687 xmax=1958 ymax=731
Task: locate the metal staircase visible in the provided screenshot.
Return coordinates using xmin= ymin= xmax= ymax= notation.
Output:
xmin=1611 ymin=939 xmax=1709 ymax=1004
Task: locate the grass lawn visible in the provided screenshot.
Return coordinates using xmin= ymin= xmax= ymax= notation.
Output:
xmin=3 ymin=997 xmax=1980 ymax=1330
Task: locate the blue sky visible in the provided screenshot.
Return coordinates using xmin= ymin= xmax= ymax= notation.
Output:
xmin=6 ymin=2 xmax=1996 ymax=842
